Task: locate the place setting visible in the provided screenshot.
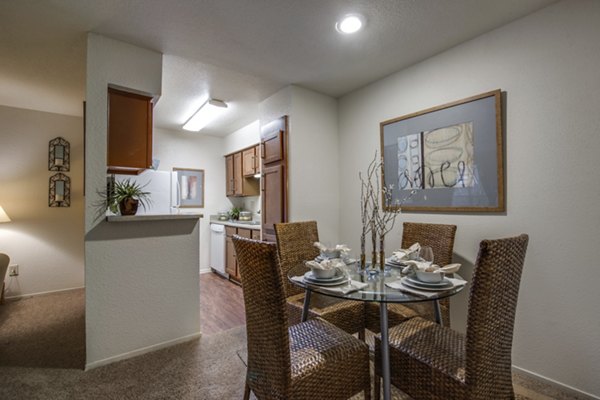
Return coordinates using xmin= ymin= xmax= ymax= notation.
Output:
xmin=290 ymin=242 xmax=367 ymax=294
xmin=385 ymin=245 xmax=467 ymax=298
xmin=385 ymin=242 xmax=421 ymax=268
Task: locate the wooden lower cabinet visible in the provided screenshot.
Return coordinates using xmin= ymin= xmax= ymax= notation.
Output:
xmin=225 ymin=226 xmax=259 ymax=282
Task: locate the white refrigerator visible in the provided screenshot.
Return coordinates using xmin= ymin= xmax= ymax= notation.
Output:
xmin=114 ymin=170 xmax=176 ymax=215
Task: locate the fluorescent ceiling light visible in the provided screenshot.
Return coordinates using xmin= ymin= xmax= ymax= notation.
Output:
xmin=336 ymin=14 xmax=364 ymax=34
xmin=183 ymin=99 xmax=228 ymax=131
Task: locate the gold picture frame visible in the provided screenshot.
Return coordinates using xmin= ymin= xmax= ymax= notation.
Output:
xmin=380 ymin=89 xmax=504 ymax=212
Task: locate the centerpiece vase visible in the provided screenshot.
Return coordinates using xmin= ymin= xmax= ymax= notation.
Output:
xmin=371 ymin=223 xmax=378 ymax=273
xmin=379 ymin=236 xmax=386 ymax=272
xmin=359 ymin=234 xmax=366 ymax=272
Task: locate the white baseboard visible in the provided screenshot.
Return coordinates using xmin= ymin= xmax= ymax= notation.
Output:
xmin=513 ymin=365 xmax=599 ymax=400
xmin=5 ymin=286 xmax=85 ymax=300
xmin=85 ymin=331 xmax=202 ymax=371
xmin=199 ymin=267 xmax=212 ymax=274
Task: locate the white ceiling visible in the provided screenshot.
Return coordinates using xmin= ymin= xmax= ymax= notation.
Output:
xmin=0 ymin=0 xmax=557 ymax=136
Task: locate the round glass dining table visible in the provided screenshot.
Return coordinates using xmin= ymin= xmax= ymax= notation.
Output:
xmin=288 ymin=262 xmax=466 ymax=400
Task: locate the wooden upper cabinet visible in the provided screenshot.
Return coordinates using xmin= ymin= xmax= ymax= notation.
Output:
xmin=254 ymin=144 xmax=260 ymax=172
xmin=225 ymin=144 xmax=260 ymax=197
xmin=226 ymin=155 xmax=234 ymax=196
xmin=233 ymin=152 xmax=243 ymax=196
xmin=242 ymin=147 xmax=256 ymax=177
xmin=261 ymin=130 xmax=284 ymax=165
xmin=107 ymin=87 xmax=154 ymax=175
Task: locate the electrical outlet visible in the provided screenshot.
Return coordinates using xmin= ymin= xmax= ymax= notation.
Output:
xmin=8 ymin=264 xmax=18 ymax=276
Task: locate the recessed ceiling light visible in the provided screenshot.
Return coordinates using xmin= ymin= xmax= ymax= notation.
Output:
xmin=336 ymin=14 xmax=364 ymax=34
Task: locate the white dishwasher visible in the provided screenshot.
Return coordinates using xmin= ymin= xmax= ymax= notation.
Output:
xmin=209 ymin=223 xmax=227 ymax=277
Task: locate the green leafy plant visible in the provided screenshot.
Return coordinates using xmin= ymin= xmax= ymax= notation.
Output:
xmin=229 ymin=207 xmax=241 ymax=220
xmin=94 ymin=178 xmax=152 ymax=220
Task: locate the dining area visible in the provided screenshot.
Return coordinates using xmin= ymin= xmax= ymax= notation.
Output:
xmin=232 ymin=219 xmax=529 ymax=400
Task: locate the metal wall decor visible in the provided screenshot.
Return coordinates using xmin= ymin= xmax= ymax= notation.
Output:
xmin=49 ymin=173 xmax=71 ymax=207
xmin=49 ymin=137 xmax=70 ymax=171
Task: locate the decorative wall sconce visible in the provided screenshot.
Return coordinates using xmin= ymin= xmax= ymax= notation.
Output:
xmin=49 ymin=173 xmax=71 ymax=207
xmin=49 ymin=137 xmax=70 ymax=171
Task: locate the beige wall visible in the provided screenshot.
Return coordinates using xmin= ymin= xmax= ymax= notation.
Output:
xmin=258 ymin=85 xmax=340 ymax=243
xmin=0 ymin=105 xmax=84 ymax=298
xmin=153 ymin=127 xmax=228 ymax=271
xmin=337 ymin=1 xmax=600 ymax=396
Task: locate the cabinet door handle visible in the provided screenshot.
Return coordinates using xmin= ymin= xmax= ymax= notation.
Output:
xmin=261 ymin=142 xmax=265 ymax=159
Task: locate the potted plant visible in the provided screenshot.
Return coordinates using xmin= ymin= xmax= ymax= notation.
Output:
xmin=229 ymin=207 xmax=241 ymax=220
xmin=95 ymin=178 xmax=152 ymax=219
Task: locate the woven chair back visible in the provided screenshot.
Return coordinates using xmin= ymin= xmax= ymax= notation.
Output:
xmin=274 ymin=221 xmax=320 ymax=297
xmin=401 ymin=222 xmax=457 ymax=266
xmin=232 ymin=236 xmax=292 ymax=398
xmin=465 ymin=234 xmax=529 ymax=396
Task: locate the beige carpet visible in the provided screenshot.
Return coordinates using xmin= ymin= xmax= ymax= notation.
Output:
xmin=0 ymin=289 xmax=85 ymax=369
xmin=0 ymin=289 xmax=587 ymax=399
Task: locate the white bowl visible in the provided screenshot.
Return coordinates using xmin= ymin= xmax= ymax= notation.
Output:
xmin=311 ymin=268 xmax=337 ymax=279
xmin=416 ymin=270 xmax=443 ymax=283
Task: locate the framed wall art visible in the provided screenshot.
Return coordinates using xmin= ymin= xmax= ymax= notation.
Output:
xmin=173 ymin=168 xmax=205 ymax=208
xmin=380 ymin=89 xmax=504 ymax=212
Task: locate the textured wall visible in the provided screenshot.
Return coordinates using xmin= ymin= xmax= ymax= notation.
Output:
xmin=85 ymin=34 xmax=200 ymax=368
xmin=288 ymin=86 xmax=339 ymax=244
xmin=337 ymin=1 xmax=600 ymax=396
xmin=0 ymin=105 xmax=84 ymax=297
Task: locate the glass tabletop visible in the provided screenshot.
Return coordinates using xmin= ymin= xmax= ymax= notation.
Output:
xmin=287 ymin=262 xmax=466 ymax=304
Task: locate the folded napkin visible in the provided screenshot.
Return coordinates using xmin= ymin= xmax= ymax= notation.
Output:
xmin=319 ymin=280 xmax=368 ymax=295
xmin=391 ymin=242 xmax=421 ymax=262
xmin=401 ymin=262 xmax=462 ymax=275
xmin=291 ymin=276 xmax=367 ymax=295
xmin=305 ymin=258 xmax=345 ymax=271
xmin=385 ymin=277 xmax=467 ymax=299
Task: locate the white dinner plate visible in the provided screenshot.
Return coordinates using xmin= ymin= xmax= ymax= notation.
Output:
xmin=401 ymin=277 xmax=453 ymax=291
xmin=303 ymin=270 xmax=346 ymax=284
xmin=407 ymin=276 xmax=452 ymax=288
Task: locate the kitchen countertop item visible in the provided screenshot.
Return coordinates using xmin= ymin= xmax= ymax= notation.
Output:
xmin=239 ymin=211 xmax=252 ymax=221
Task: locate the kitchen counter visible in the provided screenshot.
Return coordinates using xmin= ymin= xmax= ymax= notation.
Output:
xmin=209 ymin=216 xmax=260 ymax=230
xmin=107 ymin=212 xmax=203 ymax=222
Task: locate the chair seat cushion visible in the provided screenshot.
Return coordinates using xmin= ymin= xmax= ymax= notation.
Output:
xmin=287 ymin=293 xmax=365 ymax=335
xmin=378 ymin=317 xmax=466 ymax=383
xmin=289 ymin=318 xmax=370 ymax=399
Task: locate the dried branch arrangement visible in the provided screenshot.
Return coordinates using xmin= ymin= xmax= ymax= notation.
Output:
xmin=359 ymin=151 xmax=416 ymax=271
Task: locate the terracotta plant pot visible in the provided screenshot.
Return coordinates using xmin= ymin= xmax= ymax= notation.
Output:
xmin=119 ymin=198 xmax=139 ymax=216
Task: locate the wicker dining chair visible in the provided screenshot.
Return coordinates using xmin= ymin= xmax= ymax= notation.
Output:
xmin=233 ymin=235 xmax=371 ymax=400
xmin=374 ymin=234 xmax=529 ymax=400
xmin=275 ymin=221 xmax=367 ymax=338
xmin=366 ymin=222 xmax=457 ymax=332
